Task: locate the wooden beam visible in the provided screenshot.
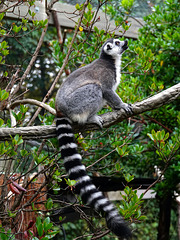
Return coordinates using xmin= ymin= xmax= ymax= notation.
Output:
xmin=107 ymin=189 xmax=156 ymax=200
xmin=3 ymin=0 xmax=143 ymax=39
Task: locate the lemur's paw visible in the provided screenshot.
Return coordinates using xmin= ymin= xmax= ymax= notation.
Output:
xmin=96 ymin=116 xmax=104 ymax=129
xmin=121 ymin=103 xmax=133 ymax=115
xmin=87 ymin=115 xmax=103 ymax=129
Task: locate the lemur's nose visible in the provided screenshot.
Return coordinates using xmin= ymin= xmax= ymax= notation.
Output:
xmin=124 ymin=40 xmax=128 ymax=46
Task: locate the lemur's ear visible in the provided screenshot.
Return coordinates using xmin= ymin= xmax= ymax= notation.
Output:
xmin=107 ymin=44 xmax=112 ymax=50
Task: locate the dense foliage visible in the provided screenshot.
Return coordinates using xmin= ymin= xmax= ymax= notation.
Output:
xmin=0 ymin=0 xmax=179 ymax=239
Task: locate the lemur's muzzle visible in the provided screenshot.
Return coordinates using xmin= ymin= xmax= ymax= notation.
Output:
xmin=122 ymin=40 xmax=128 ymax=50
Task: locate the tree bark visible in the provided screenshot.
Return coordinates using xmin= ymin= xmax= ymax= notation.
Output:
xmin=0 ymin=83 xmax=180 ymax=140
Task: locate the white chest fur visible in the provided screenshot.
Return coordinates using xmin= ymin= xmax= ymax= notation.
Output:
xmin=113 ymin=57 xmax=121 ymax=91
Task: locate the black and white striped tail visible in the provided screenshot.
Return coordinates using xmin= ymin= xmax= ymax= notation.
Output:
xmin=56 ymin=117 xmax=131 ymax=239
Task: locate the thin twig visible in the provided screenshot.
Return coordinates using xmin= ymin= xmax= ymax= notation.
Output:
xmin=5 ymin=68 xmax=20 ymax=93
xmin=52 ymin=10 xmax=63 ymax=44
xmin=12 ymin=15 xmax=50 ymax=97
xmin=0 ymin=1 xmax=22 ymax=13
xmin=128 ymin=15 xmax=144 ymax=27
xmin=91 ymin=230 xmax=110 ymax=240
xmin=145 ymin=114 xmax=173 ymax=133
xmin=143 ymin=143 xmax=179 ymax=195
xmin=87 ymin=149 xmax=116 ymax=170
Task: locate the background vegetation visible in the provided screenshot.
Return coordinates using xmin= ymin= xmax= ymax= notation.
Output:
xmin=0 ymin=0 xmax=179 ymax=239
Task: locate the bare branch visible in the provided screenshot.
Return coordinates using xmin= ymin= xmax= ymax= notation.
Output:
xmin=0 ymin=83 xmax=179 ymax=140
xmin=9 ymin=98 xmax=56 ymax=116
xmin=0 ymin=1 xmax=23 ymax=13
xmin=0 ymin=125 xmax=56 ymax=140
xmin=52 ymin=10 xmax=63 ymax=44
xmin=11 ymin=13 xmax=50 ymax=97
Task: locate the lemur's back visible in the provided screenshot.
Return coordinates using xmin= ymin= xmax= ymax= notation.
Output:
xmin=57 ymin=58 xmax=115 ymax=94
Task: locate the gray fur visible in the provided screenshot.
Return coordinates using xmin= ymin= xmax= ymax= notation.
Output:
xmin=55 ymin=38 xmax=132 ymax=127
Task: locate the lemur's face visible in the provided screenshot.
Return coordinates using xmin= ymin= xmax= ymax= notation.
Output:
xmin=103 ymin=39 xmax=128 ymax=58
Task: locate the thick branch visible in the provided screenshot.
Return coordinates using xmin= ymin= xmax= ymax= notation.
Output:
xmin=102 ymin=83 xmax=180 ymax=127
xmin=0 ymin=83 xmax=179 ymax=140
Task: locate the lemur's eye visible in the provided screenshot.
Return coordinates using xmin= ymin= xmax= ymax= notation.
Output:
xmin=115 ymin=41 xmax=120 ymax=46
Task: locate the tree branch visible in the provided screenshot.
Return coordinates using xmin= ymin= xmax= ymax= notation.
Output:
xmin=0 ymin=83 xmax=179 ymax=140
xmin=9 ymin=99 xmax=56 ymax=116
xmin=11 ymin=15 xmax=50 ymax=97
xmin=102 ymin=83 xmax=180 ymax=127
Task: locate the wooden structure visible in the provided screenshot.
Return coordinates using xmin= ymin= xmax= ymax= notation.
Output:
xmin=2 ymin=0 xmax=143 ymax=39
xmin=0 ymin=174 xmax=46 ymax=240
xmin=50 ymin=177 xmax=156 ymax=224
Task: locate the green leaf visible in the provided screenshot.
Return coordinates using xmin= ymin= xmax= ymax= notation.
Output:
xmin=75 ymin=3 xmax=80 ymax=10
xmin=43 ymin=19 xmax=48 ymax=26
xmin=136 ymin=209 xmax=141 ymax=218
xmin=138 ymin=215 xmax=147 ymax=221
xmin=0 ymin=118 xmax=4 ymax=127
xmin=17 ymin=135 xmax=23 ymax=145
xmin=46 ymin=198 xmax=53 ymax=210
xmin=43 ymin=217 xmax=50 ymax=225
xmin=48 ymin=230 xmax=59 ymax=235
xmin=121 ymin=0 xmax=134 ymax=11
xmin=124 ymin=186 xmax=130 ymax=195
xmin=157 ymin=130 xmax=162 ymax=140
xmin=0 ymin=142 xmax=5 ymax=154
xmin=12 ymin=25 xmax=22 ymax=33
xmin=31 ymin=12 xmax=36 ymax=18
xmin=124 ymin=173 xmax=134 ymax=183
xmin=14 ymin=134 xmax=19 ymax=142
xmin=0 ymin=233 xmax=7 ymax=240
xmin=43 ymin=217 xmax=53 ymax=232
xmin=147 ymin=133 xmax=154 ymax=141
xmin=0 ymin=89 xmax=9 ymax=101
xmin=37 ymin=223 xmax=43 ymax=237
xmin=3 ymin=71 xmax=8 ymax=77
xmin=1 ymin=41 xmax=7 ymax=48
xmin=7 ymin=210 xmax=16 ymax=218
xmin=22 ymin=27 xmax=27 ymax=31
xmin=0 ymin=13 xmax=5 ymax=21
xmin=115 ymin=162 xmax=121 ymax=171
xmin=20 ymin=149 xmax=28 ymax=157
xmin=164 ymin=132 xmax=169 ymax=141
xmin=94 ymin=26 xmax=99 ymax=34
xmin=44 ymin=222 xmax=53 ymax=232
xmin=22 ymin=18 xmax=28 ymax=24
xmin=36 ymin=216 xmax=42 ymax=227
xmin=40 ymin=237 xmax=48 ymax=240
xmin=65 ymin=178 xmax=77 ymax=187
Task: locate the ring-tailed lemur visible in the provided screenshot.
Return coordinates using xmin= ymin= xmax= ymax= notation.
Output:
xmin=55 ymin=38 xmax=132 ymax=239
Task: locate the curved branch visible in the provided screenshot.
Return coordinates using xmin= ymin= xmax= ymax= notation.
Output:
xmin=0 ymin=83 xmax=179 ymax=140
xmin=9 ymin=99 xmax=56 ymax=116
